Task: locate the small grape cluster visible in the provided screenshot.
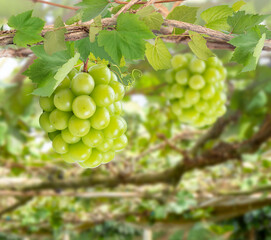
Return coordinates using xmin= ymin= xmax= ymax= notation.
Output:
xmin=165 ymin=54 xmax=227 ymax=127
xmin=39 ymin=63 xmax=127 ymax=168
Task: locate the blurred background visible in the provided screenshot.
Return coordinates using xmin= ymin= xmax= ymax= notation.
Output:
xmin=1 ymin=0 xmax=271 ymax=239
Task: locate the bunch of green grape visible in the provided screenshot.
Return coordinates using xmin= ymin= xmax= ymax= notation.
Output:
xmin=39 ymin=63 xmax=127 ymax=168
xmin=165 ymin=54 xmax=227 ymax=127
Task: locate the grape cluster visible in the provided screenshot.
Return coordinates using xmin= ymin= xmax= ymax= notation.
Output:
xmin=165 ymin=54 xmax=227 ymax=127
xmin=39 ymin=63 xmax=127 ymax=168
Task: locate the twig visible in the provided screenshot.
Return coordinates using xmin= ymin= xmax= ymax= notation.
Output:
xmin=114 ymin=0 xmax=140 ymax=18
xmin=32 ymin=0 xmax=78 ymax=10
xmin=0 ymin=197 xmax=32 ymax=217
xmin=114 ymin=0 xmax=183 ymax=4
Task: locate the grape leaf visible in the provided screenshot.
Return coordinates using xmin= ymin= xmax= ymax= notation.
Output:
xmin=232 ymin=0 xmax=246 ymax=11
xmin=188 ymin=31 xmax=214 ymax=60
xmin=7 ymin=10 xmax=45 ymax=47
xmin=89 ymin=15 xmax=102 ymax=43
xmin=201 ymin=5 xmax=233 ymax=31
xmin=98 ymin=13 xmax=155 ymax=64
xmin=75 ymin=37 xmax=114 ymax=63
xmin=228 ymin=11 xmax=269 ymax=34
xmin=166 ymin=6 xmax=198 ymax=34
xmin=229 ymin=27 xmax=266 ymax=72
xmin=44 ymin=17 xmax=67 ymax=55
xmin=66 ymin=10 xmax=83 ymax=25
xmin=145 ymin=38 xmax=171 ymax=71
xmin=24 ymin=43 xmax=80 ymax=97
xmin=137 ymin=6 xmax=164 ymax=30
xmin=75 ymin=0 xmax=109 ymax=22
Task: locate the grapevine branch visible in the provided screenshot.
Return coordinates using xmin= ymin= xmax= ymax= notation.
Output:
xmin=32 ymin=0 xmax=79 ymax=10
xmin=0 ymin=113 xmax=270 ymax=193
xmin=2 ymin=15 xmax=271 ymax=57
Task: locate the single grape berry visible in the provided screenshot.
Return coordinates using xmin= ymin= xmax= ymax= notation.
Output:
xmin=38 ymin=62 xmax=128 ymax=168
xmin=165 ymin=54 xmax=227 ymax=127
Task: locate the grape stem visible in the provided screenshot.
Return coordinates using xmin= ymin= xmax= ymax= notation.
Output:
xmin=83 ymin=58 xmax=89 ymax=72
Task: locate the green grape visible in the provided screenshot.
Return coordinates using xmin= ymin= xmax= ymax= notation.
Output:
xmin=217 ymin=67 xmax=227 ymax=81
xmin=56 ymin=76 xmax=70 ymax=90
xmin=165 ymin=86 xmax=175 ymax=100
xmin=201 ymin=84 xmax=215 ymax=100
xmin=72 ymin=95 xmax=96 ymax=119
xmin=176 ymin=69 xmax=189 ymax=85
xmin=179 ymin=99 xmax=193 ymax=109
xmin=96 ymin=138 xmax=113 ymax=152
xmin=79 ymin=149 xmax=103 ymax=168
xmin=39 ymin=95 xmax=55 ymax=112
xmin=103 ymin=116 xmax=126 ymax=139
xmin=165 ymin=69 xmax=174 ymax=84
xmin=172 ymin=101 xmax=182 ymax=116
xmin=114 ymin=102 xmax=123 ymax=115
xmin=90 ymin=107 xmax=110 ymax=130
xmin=216 ymin=104 xmax=226 ymax=117
xmin=203 ymin=68 xmax=220 ymax=84
xmin=194 ymin=114 xmax=207 ymax=127
xmin=88 ymin=64 xmax=111 ymax=85
xmin=49 ymin=109 xmax=71 ymax=130
xmin=62 ymin=152 xmax=77 ymax=163
xmin=195 ymin=101 xmax=209 ymax=113
xmin=68 ymin=68 xmax=79 ymax=79
xmin=82 ymin=128 xmax=104 ymax=147
xmin=189 ymin=75 xmax=205 ymax=90
xmin=91 ymin=84 xmax=115 ymax=107
xmin=61 ymin=128 xmax=80 ymax=144
xmin=102 ymin=151 xmax=115 ymax=164
xmin=209 ymin=92 xmax=227 ymax=107
xmin=54 ymin=88 xmax=74 ymax=112
xmin=69 ymin=141 xmax=92 ymax=162
xmin=111 ymin=72 xmax=118 ymax=82
xmin=206 ymin=57 xmax=221 ymax=67
xmin=184 ymin=53 xmax=193 ymax=61
xmin=71 ymin=72 xmax=95 ymax=95
xmin=189 ymin=58 xmax=206 ymax=74
xmin=48 ymin=131 xmax=60 ymax=141
xmin=172 ymin=84 xmax=184 ymax=98
xmin=113 ymin=134 xmax=128 ymax=151
xmin=68 ymin=115 xmax=91 ymax=137
xmin=171 ymin=54 xmax=188 ymax=69
xmin=181 ymin=108 xmax=199 ymax=122
xmin=109 ymin=81 xmax=125 ymax=101
xmin=184 ymin=89 xmax=200 ymax=104
xmin=52 ymin=134 xmax=69 ymax=154
xmin=107 ymin=103 xmax=115 ymax=115
xmin=39 ymin=112 xmax=56 ymax=133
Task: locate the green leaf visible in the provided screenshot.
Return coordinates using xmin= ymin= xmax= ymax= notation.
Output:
xmin=98 ymin=13 xmax=155 ymax=64
xmin=229 ymin=27 xmax=266 ymax=72
xmin=166 ymin=6 xmax=198 ymax=34
xmin=232 ymin=0 xmax=246 ymax=11
xmin=75 ymin=37 xmax=114 ymax=63
xmin=188 ymin=31 xmax=214 ymax=60
xmin=24 ymin=43 xmax=80 ymax=97
xmin=145 ymin=37 xmax=171 ymax=71
xmin=44 ymin=17 xmax=67 ymax=55
xmin=89 ymin=15 xmax=102 ymax=43
xmin=66 ymin=10 xmax=83 ymax=25
xmin=7 ymin=10 xmax=45 ymax=47
xmin=75 ymin=0 xmax=109 ymax=22
xmin=137 ymin=6 xmax=164 ymax=30
xmin=246 ymin=91 xmax=267 ymax=112
xmin=228 ymin=11 xmax=269 ymax=34
xmin=201 ymin=5 xmax=233 ymax=31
